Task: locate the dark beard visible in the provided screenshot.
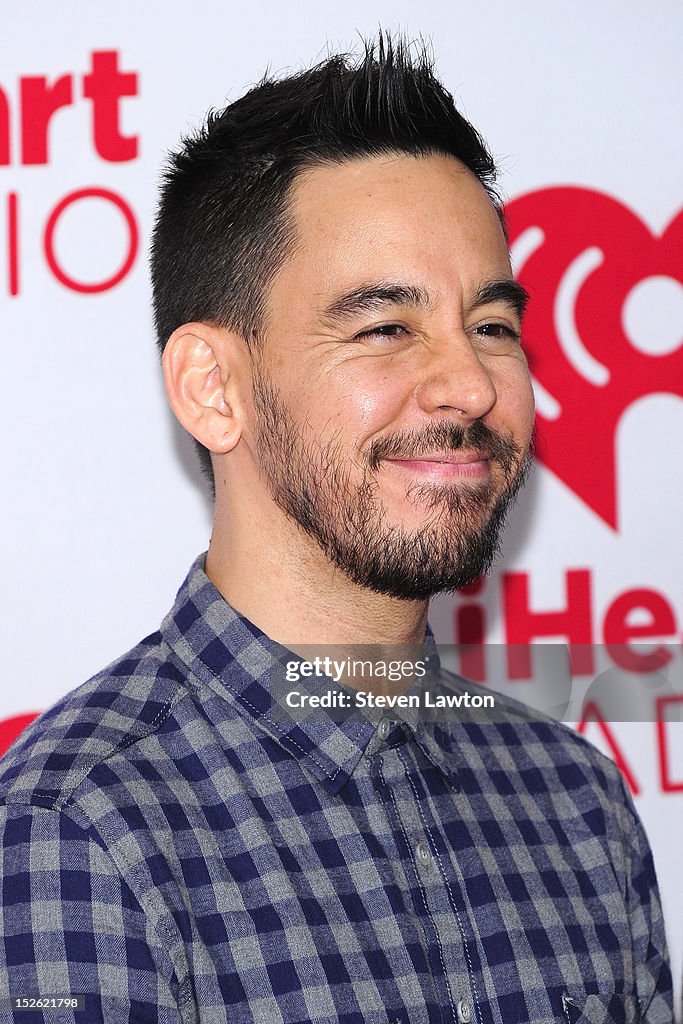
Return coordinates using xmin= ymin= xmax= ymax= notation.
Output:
xmin=251 ymin=365 xmax=532 ymax=600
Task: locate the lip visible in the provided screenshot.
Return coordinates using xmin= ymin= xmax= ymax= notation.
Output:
xmin=383 ymin=453 xmax=491 ymax=478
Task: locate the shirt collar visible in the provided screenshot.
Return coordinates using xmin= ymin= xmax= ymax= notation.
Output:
xmin=160 ymin=553 xmax=446 ymax=794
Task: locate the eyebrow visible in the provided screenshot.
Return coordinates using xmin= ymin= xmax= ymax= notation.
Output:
xmin=468 ymin=279 xmax=530 ymax=321
xmin=319 ymin=278 xmax=530 ymax=325
xmin=320 ymin=283 xmax=431 ymax=323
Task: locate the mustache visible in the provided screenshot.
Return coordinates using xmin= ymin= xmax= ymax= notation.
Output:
xmin=367 ymin=419 xmax=530 ymax=475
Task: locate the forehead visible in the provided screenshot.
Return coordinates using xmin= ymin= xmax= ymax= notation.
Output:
xmin=281 ymin=153 xmax=511 ymax=295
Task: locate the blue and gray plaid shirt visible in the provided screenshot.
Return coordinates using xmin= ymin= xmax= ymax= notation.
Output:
xmin=0 ymin=555 xmax=673 ymax=1023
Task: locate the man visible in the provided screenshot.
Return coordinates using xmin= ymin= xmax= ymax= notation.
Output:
xmin=0 ymin=36 xmax=673 ymax=1024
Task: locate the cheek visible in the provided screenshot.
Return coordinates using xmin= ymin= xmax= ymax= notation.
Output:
xmin=315 ymin=366 xmax=407 ymax=440
xmin=354 ymin=386 xmax=399 ymax=427
xmin=492 ymin=362 xmax=536 ymax=441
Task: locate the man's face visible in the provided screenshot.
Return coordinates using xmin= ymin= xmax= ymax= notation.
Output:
xmin=247 ymin=153 xmax=535 ymax=600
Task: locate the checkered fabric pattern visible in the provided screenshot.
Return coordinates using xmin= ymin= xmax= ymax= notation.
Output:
xmin=0 ymin=554 xmax=673 ymax=1024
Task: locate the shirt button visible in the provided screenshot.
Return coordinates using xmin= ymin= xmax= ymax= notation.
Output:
xmin=415 ymin=840 xmax=432 ymax=865
xmin=377 ymin=720 xmax=391 ymax=740
xmin=457 ymin=999 xmax=472 ymax=1023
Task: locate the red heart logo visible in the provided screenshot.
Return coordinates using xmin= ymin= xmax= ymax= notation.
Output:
xmin=505 ymin=187 xmax=683 ymax=530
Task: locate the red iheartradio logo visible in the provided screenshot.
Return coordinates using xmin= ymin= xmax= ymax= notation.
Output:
xmin=505 ymin=188 xmax=683 ymax=530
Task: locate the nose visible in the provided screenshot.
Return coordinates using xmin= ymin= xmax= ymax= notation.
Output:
xmin=414 ymin=332 xmax=497 ymax=420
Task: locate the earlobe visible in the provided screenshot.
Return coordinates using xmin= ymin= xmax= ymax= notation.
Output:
xmin=162 ymin=324 xmax=243 ymax=454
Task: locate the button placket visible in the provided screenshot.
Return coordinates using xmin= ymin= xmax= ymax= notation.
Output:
xmin=377 ymin=743 xmax=477 ymax=1024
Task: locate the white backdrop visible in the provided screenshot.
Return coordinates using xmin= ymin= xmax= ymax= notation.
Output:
xmin=2 ymin=0 xmax=681 ymax=1010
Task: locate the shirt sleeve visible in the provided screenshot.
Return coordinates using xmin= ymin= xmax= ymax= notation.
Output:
xmin=618 ymin=777 xmax=675 ymax=1024
xmin=0 ymin=802 xmax=185 ymax=1024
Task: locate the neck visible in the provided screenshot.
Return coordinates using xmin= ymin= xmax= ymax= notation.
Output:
xmin=204 ymin=499 xmax=430 ymax=649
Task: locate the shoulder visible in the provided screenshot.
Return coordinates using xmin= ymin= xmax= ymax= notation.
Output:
xmin=0 ymin=631 xmax=189 ymax=812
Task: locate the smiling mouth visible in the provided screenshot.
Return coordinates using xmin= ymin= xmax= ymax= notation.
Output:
xmin=383 ymin=454 xmax=491 ymax=478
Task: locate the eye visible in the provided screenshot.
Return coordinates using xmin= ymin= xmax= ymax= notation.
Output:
xmin=472 ymin=322 xmax=521 ymax=343
xmin=354 ymin=323 xmax=408 ymax=341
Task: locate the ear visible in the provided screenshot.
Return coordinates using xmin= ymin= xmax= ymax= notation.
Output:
xmin=162 ymin=323 xmax=247 ymax=455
